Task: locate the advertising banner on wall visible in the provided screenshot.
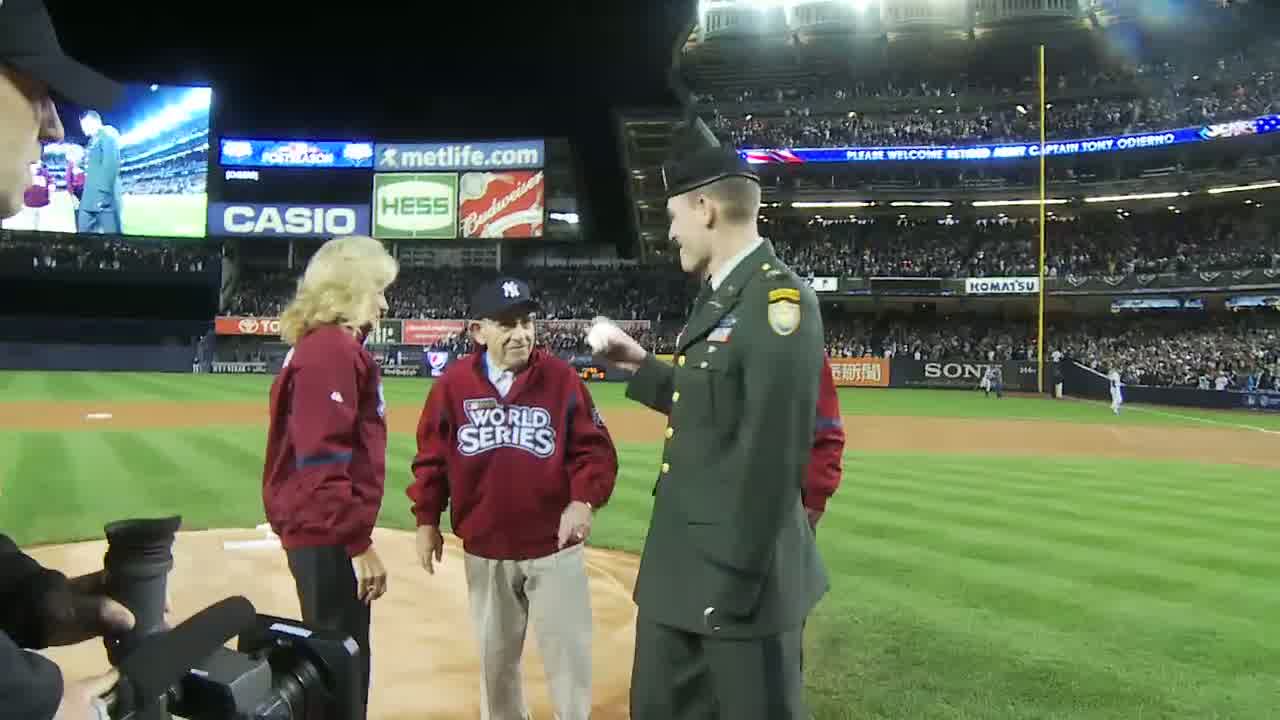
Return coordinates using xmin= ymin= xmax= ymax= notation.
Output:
xmin=805 ymin=276 xmax=838 ymax=292
xmin=893 ymin=359 xmax=1039 ymax=391
xmin=372 ymin=173 xmax=458 ymax=240
xmin=423 ymin=351 xmax=451 ymax=377
xmin=208 ymin=203 xmax=371 ymax=238
xmin=459 ymin=170 xmax=545 ymax=238
xmin=215 ymin=316 xmax=282 ymax=336
xmin=964 ymin=277 xmax=1040 ymax=295
xmin=211 ymin=361 xmax=270 ymax=374
xmin=829 ymin=357 xmax=891 ymax=387
xmin=402 ymin=319 xmax=468 ymax=345
xmin=374 ymin=140 xmax=545 ymax=172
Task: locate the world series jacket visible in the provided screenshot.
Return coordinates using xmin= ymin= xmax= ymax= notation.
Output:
xmin=408 ymin=347 xmax=618 ymax=561
xmin=625 ymin=241 xmax=830 ymax=640
xmin=262 ymin=325 xmax=387 ymax=559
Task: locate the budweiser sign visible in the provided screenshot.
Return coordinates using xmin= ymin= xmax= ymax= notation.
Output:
xmin=459 ymin=170 xmax=544 ymax=238
xmin=215 ymin=316 xmax=282 ymax=336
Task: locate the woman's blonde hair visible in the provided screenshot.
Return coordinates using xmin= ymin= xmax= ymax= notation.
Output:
xmin=278 ymin=235 xmax=399 ymax=346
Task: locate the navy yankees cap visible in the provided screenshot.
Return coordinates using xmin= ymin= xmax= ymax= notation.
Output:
xmin=470 ymin=277 xmax=540 ymax=320
xmin=0 ymin=0 xmax=123 ymax=109
xmin=661 ymin=116 xmax=759 ymax=199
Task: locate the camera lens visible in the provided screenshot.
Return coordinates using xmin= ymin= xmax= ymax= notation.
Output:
xmin=102 ymin=516 xmax=182 ymax=664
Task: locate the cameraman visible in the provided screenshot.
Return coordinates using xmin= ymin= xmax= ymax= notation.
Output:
xmin=2 ymin=2 xmax=138 ymax=718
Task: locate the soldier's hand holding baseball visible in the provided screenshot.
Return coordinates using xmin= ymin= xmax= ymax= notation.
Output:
xmin=557 ymin=501 xmax=593 ymax=549
xmin=416 ymin=525 xmax=445 ymax=574
xmin=586 ymin=317 xmax=646 ymax=372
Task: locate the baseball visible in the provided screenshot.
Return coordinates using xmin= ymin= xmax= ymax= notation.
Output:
xmin=586 ymin=319 xmax=619 ymax=354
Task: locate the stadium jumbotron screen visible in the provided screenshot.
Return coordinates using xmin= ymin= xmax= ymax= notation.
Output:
xmin=1 ymin=83 xmax=213 ymax=238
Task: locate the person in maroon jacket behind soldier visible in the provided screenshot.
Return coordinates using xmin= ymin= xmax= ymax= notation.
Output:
xmin=19 ymin=161 xmax=52 ymax=231
xmin=805 ymin=354 xmax=846 ymax=533
xmin=261 ymin=234 xmax=398 ymax=720
xmin=408 ymin=277 xmax=618 ymax=720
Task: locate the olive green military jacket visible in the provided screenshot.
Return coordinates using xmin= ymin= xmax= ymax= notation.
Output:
xmin=625 ymin=241 xmax=830 ymax=639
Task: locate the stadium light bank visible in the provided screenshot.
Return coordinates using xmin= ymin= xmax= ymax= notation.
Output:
xmin=121 ymin=87 xmax=213 ymax=147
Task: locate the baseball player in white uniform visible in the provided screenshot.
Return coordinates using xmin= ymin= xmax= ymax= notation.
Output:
xmin=1109 ymin=369 xmax=1124 ymax=414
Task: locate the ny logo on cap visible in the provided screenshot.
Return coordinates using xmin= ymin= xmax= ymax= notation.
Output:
xmin=502 ymin=281 xmax=520 ymax=298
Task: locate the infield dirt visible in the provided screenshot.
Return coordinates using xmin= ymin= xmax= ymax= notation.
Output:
xmin=13 ymin=398 xmax=1279 ymax=719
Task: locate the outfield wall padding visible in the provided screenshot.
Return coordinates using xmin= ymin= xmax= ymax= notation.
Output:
xmin=0 ymin=342 xmax=195 ymax=372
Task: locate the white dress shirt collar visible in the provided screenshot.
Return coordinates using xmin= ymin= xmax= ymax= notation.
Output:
xmin=709 ymin=236 xmax=765 ymax=291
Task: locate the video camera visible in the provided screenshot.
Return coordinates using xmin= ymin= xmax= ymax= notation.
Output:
xmin=100 ymin=516 xmax=364 ymax=720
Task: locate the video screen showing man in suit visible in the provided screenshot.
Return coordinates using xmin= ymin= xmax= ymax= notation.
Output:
xmin=75 ymin=109 xmax=122 ymax=233
xmin=0 ymin=83 xmax=212 ymax=238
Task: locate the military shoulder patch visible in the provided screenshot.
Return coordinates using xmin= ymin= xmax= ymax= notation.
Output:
xmin=766 ymin=287 xmax=802 ymax=336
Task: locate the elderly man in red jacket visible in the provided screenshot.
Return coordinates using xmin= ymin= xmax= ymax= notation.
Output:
xmin=409 ymin=277 xmax=618 ymax=720
xmin=806 ymin=355 xmax=846 ymax=531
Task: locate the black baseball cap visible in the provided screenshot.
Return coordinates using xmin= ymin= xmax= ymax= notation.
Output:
xmin=661 ymin=116 xmax=759 ymax=199
xmin=0 ymin=0 xmax=123 ymax=109
xmin=470 ymin=277 xmax=540 ymax=320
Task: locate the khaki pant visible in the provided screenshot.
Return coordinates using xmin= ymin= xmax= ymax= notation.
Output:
xmin=464 ymin=543 xmax=593 ymax=720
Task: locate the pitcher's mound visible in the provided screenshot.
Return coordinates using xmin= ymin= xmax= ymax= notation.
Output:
xmin=29 ymin=527 xmax=640 ymax=719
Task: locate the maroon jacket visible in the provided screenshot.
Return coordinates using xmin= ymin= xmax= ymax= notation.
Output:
xmin=408 ymin=347 xmax=618 ymax=560
xmin=805 ymin=355 xmax=846 ymax=513
xmin=262 ymin=325 xmax=387 ymax=558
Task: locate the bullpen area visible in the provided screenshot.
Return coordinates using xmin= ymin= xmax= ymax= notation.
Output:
xmin=2 ymin=371 xmax=1278 ymax=719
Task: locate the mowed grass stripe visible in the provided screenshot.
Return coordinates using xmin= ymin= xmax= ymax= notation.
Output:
xmin=854 ymin=463 xmax=1280 ymax=547
xmin=2 ymin=433 xmax=80 ymax=542
xmin=838 ymin=499 xmax=1280 ymax=619
xmin=807 ymin=578 xmax=1263 ymax=720
xmin=913 ymin=455 xmax=1280 ymax=505
xmin=840 ymin=479 xmax=1280 ymax=581
xmin=827 ymin=528 xmax=1280 ymax=667
xmin=854 ymin=453 xmax=1280 ymax=530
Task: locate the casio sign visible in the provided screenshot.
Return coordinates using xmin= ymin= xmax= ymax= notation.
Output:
xmin=211 ymin=203 xmax=371 ymax=237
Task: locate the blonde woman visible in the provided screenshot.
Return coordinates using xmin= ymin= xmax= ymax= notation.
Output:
xmin=261 ymin=234 xmax=397 ymax=720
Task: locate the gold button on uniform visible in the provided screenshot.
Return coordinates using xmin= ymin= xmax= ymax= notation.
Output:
xmin=677 ymin=356 xmax=686 ymax=367
xmin=699 ymin=361 xmax=709 ymax=369
xmin=761 ymin=263 xmax=772 ymax=271
xmin=672 ymin=391 xmax=680 ymax=402
xmin=661 ymin=462 xmax=670 ymax=473
xmin=665 ymin=427 xmax=674 ymax=439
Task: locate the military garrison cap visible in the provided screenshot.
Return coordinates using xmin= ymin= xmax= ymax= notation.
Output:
xmin=660 ymin=116 xmax=759 ymax=198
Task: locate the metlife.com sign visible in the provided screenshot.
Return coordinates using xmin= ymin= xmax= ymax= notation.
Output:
xmin=375 ymin=140 xmax=544 ymax=171
xmin=208 ymin=203 xmax=371 ymax=237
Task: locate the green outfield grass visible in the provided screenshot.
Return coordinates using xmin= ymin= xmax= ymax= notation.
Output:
xmin=120 ymin=193 xmax=208 ymax=238
xmin=2 ymin=371 xmax=1278 ymax=718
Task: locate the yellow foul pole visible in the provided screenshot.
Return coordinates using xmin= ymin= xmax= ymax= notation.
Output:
xmin=1037 ymin=44 xmax=1047 ymax=394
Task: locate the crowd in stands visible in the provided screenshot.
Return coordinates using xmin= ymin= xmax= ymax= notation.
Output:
xmin=215 ymin=260 xmax=1280 ymax=389
xmin=698 ymin=43 xmax=1280 ymax=148
xmin=1058 ymin=315 xmax=1280 ymax=390
xmin=225 ymin=266 xmax=697 ymax=326
xmin=770 ymin=205 xmax=1280 ymax=279
xmin=0 ymin=234 xmax=219 ymax=273
xmin=122 ymin=154 xmax=208 ymax=195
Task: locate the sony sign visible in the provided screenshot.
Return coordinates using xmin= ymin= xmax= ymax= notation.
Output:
xmin=208 ymin=202 xmax=371 ymax=237
xmin=924 ymin=362 xmax=994 ymax=381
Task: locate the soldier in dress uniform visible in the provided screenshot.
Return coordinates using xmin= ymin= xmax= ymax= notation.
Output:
xmin=589 ymin=118 xmax=829 ymax=719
